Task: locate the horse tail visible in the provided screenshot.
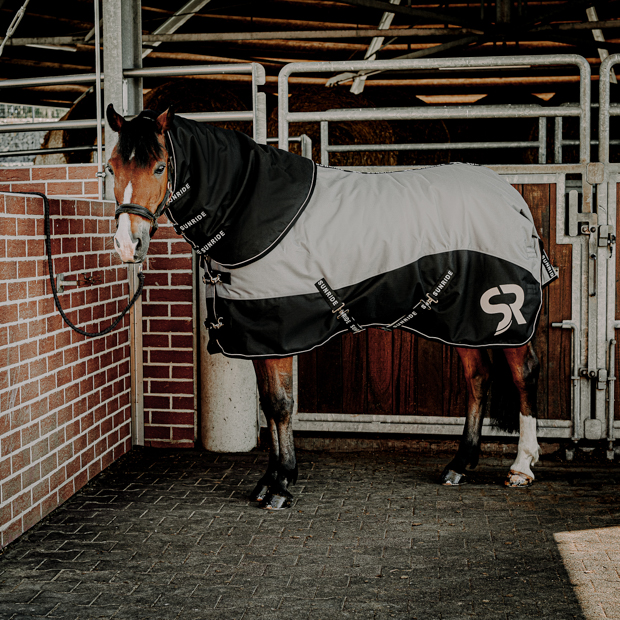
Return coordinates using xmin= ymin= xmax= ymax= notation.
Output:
xmin=487 ymin=349 xmax=520 ymax=434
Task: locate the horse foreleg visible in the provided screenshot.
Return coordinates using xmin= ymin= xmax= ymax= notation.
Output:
xmin=251 ymin=357 xmax=297 ymax=509
xmin=440 ymin=348 xmax=491 ymax=486
xmin=503 ymin=343 xmax=540 ymax=488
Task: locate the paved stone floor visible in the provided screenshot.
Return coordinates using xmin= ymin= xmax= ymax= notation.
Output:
xmin=1 ymin=447 xmax=620 ymax=620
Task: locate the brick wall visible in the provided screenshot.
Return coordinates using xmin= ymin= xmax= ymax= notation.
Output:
xmin=0 ymin=165 xmax=99 ymax=198
xmin=0 ymin=191 xmax=132 ymax=549
xmin=142 ymin=217 xmax=196 ymax=449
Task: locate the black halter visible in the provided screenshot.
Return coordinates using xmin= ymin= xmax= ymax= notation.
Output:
xmin=114 ymin=135 xmax=174 ymax=238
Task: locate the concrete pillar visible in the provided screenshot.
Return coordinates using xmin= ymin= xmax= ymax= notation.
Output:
xmin=199 ymin=275 xmax=258 ymax=452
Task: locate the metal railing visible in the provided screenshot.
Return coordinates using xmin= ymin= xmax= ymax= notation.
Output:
xmin=599 ymin=53 xmax=620 ymax=164
xmin=319 ymin=111 xmax=548 ymax=166
xmin=278 ymin=55 xmax=592 ymax=167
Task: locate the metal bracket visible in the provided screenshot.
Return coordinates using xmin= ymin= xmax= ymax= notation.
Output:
xmin=597 ymin=368 xmax=608 ymax=390
xmin=56 ymin=273 xmax=79 ymax=294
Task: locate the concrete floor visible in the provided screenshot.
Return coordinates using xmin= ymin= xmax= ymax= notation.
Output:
xmin=1 ymin=446 xmax=620 ymax=619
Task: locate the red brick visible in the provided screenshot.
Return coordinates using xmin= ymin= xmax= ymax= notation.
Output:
xmin=151 ymin=411 xmax=194 ymax=426
xmin=149 ymin=319 xmax=192 ymax=333
xmin=172 ymin=396 xmax=194 ymax=410
xmin=18 ymin=300 xmax=38 ymax=321
xmin=32 ymin=478 xmax=50 ymax=503
xmin=25 ymin=196 xmax=44 ymax=216
xmin=149 ymin=257 xmax=191 ymax=271
xmin=170 ymin=335 xmax=192 ymax=348
xmin=144 ymin=395 xmax=170 ymax=409
xmin=2 ymin=517 xmax=24 ymax=548
xmin=0 ymin=215 xmax=16 ymax=236
xmin=68 ymin=166 xmax=97 ymax=180
xmin=0 ymin=262 xmax=17 ymax=282
xmin=83 ymin=182 xmax=98 ymax=195
xmin=1 ymin=430 xmax=21 ymax=455
xmin=6 ymin=196 xmax=28 ymax=217
xmin=31 ymin=438 xmax=49 ymax=461
xmin=0 ymin=302 xmax=17 ymax=323
xmin=172 ymin=427 xmax=194 ymax=441
xmin=17 ymin=260 xmax=35 ymax=279
xmin=28 ymin=318 xmax=47 ymax=339
xmin=11 ymin=182 xmax=45 ymax=193
xmin=22 ymin=462 xmax=41 ymax=488
xmin=0 ymin=169 xmax=29 ymax=182
xmin=59 ymin=480 xmax=74 ymax=503
xmin=149 ymin=380 xmax=193 ymax=395
xmin=10 ymin=322 xmax=28 ymax=344
xmin=172 ymin=366 xmax=193 ymax=380
xmin=144 ymin=425 xmax=171 ymax=440
xmin=48 ymin=182 xmax=83 ymax=195
xmin=151 ymin=350 xmax=193 ymax=364
xmin=41 ymin=493 xmax=59 ymax=518
xmin=32 ymin=167 xmax=67 ymax=181
xmin=2 ymin=475 xmax=22 ymax=501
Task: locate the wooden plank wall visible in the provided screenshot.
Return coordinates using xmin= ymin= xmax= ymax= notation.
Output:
xmin=298 ymin=184 xmax=573 ymax=421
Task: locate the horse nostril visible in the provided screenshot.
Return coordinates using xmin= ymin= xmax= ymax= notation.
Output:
xmin=134 ymin=238 xmax=142 ymax=255
xmin=115 ymin=238 xmax=120 ymax=248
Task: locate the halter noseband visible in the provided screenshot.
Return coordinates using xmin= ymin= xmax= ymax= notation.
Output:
xmin=114 ymin=182 xmax=171 ymax=238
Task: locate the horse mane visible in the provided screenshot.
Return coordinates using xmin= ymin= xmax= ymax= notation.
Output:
xmin=117 ymin=109 xmax=163 ymax=167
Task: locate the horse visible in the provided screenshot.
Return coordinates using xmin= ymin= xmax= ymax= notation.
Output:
xmin=106 ymin=103 xmax=553 ymax=510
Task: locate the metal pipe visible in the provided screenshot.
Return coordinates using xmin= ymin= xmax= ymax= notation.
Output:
xmin=124 ymin=63 xmax=263 ymax=78
xmin=0 ymin=73 xmax=98 ymax=89
xmin=0 ymin=145 xmax=96 ymax=158
xmin=599 ymin=53 xmax=620 ymax=164
xmin=94 ymin=0 xmax=103 ymax=200
xmin=552 ymin=320 xmax=581 ymax=441
xmin=325 ymin=140 xmax=548 ymax=152
xmin=539 ymin=116 xmax=546 ymax=164
xmin=609 ymin=337 xmax=616 ymax=452
xmin=288 ymin=105 xmax=580 ymax=124
xmin=0 ymin=118 xmax=103 ymax=133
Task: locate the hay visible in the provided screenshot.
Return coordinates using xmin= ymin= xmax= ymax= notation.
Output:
xmin=366 ymin=86 xmax=450 ymax=166
xmin=143 ymin=79 xmax=252 ymax=135
xmin=267 ymin=85 xmax=397 ymax=167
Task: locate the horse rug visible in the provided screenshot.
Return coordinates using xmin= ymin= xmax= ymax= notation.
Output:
xmin=163 ymin=119 xmax=556 ymax=359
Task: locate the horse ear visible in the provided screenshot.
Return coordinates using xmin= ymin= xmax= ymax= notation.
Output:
xmin=106 ymin=104 xmax=125 ymax=133
xmin=156 ymin=107 xmax=175 ymax=134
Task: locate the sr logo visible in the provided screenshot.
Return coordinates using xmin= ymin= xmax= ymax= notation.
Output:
xmin=480 ymin=284 xmax=526 ymax=336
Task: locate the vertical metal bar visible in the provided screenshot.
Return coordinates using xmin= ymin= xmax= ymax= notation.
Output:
xmin=578 ymin=59 xmax=591 ymax=165
xmin=192 ymin=250 xmax=199 ymax=444
xmin=93 ymin=0 xmax=103 ymax=200
xmin=538 ymin=116 xmax=546 ymax=164
xmin=300 ymin=134 xmax=313 ymax=160
xmin=251 ymin=63 xmax=267 ymax=144
xmin=320 ymin=121 xmax=329 ymax=166
xmin=278 ymin=68 xmax=290 ymax=151
xmin=555 ymin=117 xmax=562 ymax=164
xmin=599 ymin=54 xmax=618 ymax=164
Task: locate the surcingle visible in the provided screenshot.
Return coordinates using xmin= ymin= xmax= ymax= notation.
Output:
xmin=163 ymin=118 xmax=556 ymax=358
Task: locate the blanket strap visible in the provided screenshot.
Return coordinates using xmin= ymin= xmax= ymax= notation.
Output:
xmin=315 ymin=278 xmax=364 ymax=334
xmin=388 ymin=268 xmax=456 ymax=331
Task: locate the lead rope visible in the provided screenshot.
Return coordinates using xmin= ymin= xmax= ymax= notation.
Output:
xmin=32 ymin=191 xmax=145 ymax=338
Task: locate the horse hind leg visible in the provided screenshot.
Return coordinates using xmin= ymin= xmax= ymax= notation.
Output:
xmin=503 ymin=343 xmax=540 ymax=488
xmin=440 ymin=348 xmax=491 ymax=486
xmin=251 ymin=358 xmax=297 ymax=509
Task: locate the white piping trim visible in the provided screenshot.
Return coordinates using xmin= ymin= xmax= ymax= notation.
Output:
xmin=215 ymin=163 xmax=318 ymax=269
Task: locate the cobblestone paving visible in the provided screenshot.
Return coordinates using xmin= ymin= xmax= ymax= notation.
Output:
xmin=1 ymin=447 xmax=620 ymax=619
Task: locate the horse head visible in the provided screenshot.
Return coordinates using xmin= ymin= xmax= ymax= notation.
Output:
xmin=106 ymin=104 xmax=174 ymax=263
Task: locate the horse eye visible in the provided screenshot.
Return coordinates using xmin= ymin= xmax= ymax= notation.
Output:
xmin=106 ymin=165 xmax=114 ymax=176
xmin=154 ymin=165 xmax=165 ymax=175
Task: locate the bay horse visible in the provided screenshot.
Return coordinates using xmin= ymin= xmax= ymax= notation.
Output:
xmin=106 ymin=104 xmax=548 ymax=510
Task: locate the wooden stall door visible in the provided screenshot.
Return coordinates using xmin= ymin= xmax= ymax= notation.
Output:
xmin=298 ymin=183 xmax=573 ymax=423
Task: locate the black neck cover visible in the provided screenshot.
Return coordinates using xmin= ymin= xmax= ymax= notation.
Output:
xmin=163 ymin=115 xmax=316 ymax=268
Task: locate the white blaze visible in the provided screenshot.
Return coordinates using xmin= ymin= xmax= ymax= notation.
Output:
xmin=114 ymin=213 xmax=138 ymax=262
xmin=123 ymin=181 xmax=133 ymax=205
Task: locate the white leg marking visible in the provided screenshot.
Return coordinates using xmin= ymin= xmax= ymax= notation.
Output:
xmin=123 ymin=181 xmax=133 ymax=205
xmin=115 ymin=213 xmax=138 ymax=262
xmin=509 ymin=413 xmax=539 ymax=480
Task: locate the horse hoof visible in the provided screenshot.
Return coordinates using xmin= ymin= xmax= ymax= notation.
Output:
xmin=441 ymin=469 xmax=467 ymax=486
xmin=249 ymin=483 xmax=270 ymax=502
xmin=262 ymin=493 xmax=292 ymax=510
xmin=505 ymin=470 xmax=533 ymax=488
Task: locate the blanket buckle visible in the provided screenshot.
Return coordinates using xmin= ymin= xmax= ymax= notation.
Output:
xmin=208 ymin=317 xmax=224 ymax=330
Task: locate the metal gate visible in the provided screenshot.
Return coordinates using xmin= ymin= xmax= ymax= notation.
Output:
xmin=277 ymin=54 xmax=620 ymax=451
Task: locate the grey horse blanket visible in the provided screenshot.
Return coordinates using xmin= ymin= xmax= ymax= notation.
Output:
xmin=163 ymin=119 xmax=556 ymax=359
